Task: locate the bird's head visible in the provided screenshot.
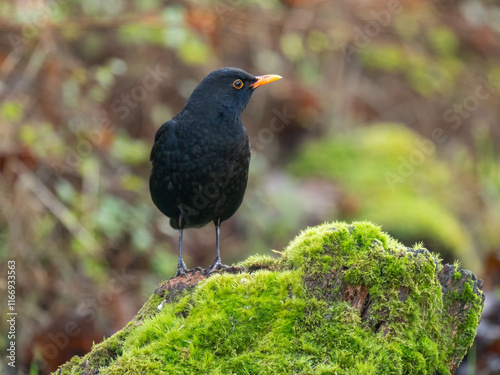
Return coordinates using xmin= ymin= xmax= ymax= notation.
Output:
xmin=185 ymin=67 xmax=282 ymax=117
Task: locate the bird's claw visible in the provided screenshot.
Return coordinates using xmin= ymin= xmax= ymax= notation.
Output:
xmin=172 ymin=265 xmax=203 ymax=279
xmin=204 ymin=261 xmax=230 ymax=276
xmin=174 ymin=264 xmax=189 ymax=278
xmin=174 ymin=270 xmax=188 ymax=278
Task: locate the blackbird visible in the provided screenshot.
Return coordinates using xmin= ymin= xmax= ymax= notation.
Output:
xmin=149 ymin=67 xmax=281 ymax=277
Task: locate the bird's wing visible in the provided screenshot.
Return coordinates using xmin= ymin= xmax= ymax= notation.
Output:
xmin=150 ymin=120 xmax=176 ymax=163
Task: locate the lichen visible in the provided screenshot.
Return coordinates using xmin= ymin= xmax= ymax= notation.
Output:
xmin=54 ymin=221 xmax=484 ymax=375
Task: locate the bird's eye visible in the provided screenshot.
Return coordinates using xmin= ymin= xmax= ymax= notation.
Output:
xmin=233 ymin=79 xmax=244 ymax=89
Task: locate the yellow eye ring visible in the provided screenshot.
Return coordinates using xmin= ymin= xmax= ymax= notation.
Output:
xmin=233 ymin=79 xmax=244 ymax=89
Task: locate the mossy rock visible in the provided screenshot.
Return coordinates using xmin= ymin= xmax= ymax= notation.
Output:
xmin=55 ymin=221 xmax=484 ymax=375
xmin=287 ymin=123 xmax=480 ymax=273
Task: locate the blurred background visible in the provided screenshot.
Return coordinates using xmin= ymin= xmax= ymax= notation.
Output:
xmin=0 ymin=0 xmax=499 ymax=374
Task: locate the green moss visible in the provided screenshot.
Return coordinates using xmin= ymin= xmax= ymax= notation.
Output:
xmin=58 ymin=293 xmax=164 ymax=375
xmin=287 ymin=124 xmax=480 ymax=273
xmin=238 ymin=254 xmax=280 ymax=271
xmin=447 ymin=279 xmax=484 ymax=361
xmin=55 ymin=221 xmax=483 ymax=375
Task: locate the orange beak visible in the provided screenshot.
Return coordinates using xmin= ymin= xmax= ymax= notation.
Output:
xmin=250 ymin=74 xmax=282 ymax=89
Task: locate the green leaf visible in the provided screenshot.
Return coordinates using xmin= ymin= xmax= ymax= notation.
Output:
xmin=111 ymin=133 xmax=150 ymax=165
xmin=1 ymin=101 xmax=23 ymax=122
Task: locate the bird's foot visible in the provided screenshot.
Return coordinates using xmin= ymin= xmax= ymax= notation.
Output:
xmin=204 ymin=261 xmax=230 ymax=276
xmin=172 ymin=265 xmax=202 ymax=279
xmin=173 ymin=260 xmax=189 ymax=278
xmin=173 ymin=267 xmax=189 ymax=278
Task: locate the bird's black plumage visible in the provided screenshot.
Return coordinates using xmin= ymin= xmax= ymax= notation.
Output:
xmin=149 ymin=67 xmax=281 ymax=276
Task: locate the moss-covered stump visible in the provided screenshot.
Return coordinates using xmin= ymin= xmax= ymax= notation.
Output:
xmin=55 ymin=221 xmax=484 ymax=375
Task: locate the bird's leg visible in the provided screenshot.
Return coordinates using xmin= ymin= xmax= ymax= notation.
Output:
xmin=173 ymin=214 xmax=202 ymax=278
xmin=174 ymin=214 xmax=189 ymax=278
xmin=175 ymin=227 xmax=188 ymax=278
xmin=205 ymin=220 xmax=230 ymax=275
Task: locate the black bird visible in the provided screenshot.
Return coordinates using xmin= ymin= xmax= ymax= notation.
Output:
xmin=149 ymin=67 xmax=281 ymax=277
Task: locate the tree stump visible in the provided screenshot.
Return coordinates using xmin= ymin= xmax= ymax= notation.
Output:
xmin=55 ymin=221 xmax=484 ymax=375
